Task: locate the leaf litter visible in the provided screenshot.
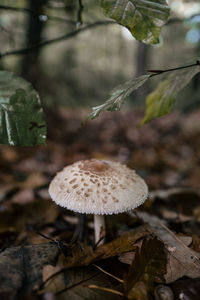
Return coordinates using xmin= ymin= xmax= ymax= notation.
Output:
xmin=1 ymin=108 xmax=200 ymax=299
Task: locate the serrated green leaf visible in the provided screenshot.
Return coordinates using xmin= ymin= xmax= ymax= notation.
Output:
xmin=88 ymin=74 xmax=150 ymax=120
xmin=0 ymin=71 xmax=46 ymax=146
xmin=100 ymin=0 xmax=170 ymax=44
xmin=142 ymin=62 xmax=200 ymax=124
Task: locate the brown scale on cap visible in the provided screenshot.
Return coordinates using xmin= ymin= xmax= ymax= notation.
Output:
xmin=81 ymin=159 xmax=110 ymax=175
xmin=72 ymin=184 xmax=79 ymax=189
xmin=69 ymin=178 xmax=76 ymax=184
xmin=49 ymin=159 xmax=148 ymax=215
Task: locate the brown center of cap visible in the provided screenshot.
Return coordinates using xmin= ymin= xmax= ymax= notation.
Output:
xmin=81 ymin=159 xmax=110 ymax=175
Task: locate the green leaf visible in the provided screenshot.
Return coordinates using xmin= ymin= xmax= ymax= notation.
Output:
xmin=0 ymin=71 xmax=46 ymax=146
xmin=88 ymin=74 xmax=150 ymax=120
xmin=100 ymin=0 xmax=170 ymax=44
xmin=142 ymin=62 xmax=200 ymax=124
xmin=124 ymin=238 xmax=167 ymax=299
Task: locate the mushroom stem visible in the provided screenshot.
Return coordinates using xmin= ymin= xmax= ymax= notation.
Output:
xmin=94 ymin=215 xmax=105 ymax=245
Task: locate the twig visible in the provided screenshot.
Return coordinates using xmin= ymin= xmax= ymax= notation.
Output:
xmin=0 ymin=20 xmax=115 ymax=59
xmin=36 ymin=231 xmax=73 ymax=257
xmin=56 ymin=273 xmax=99 ymax=295
xmin=93 ymin=235 xmax=105 ymax=250
xmin=0 ymin=4 xmax=76 ymax=25
xmin=77 ymin=0 xmax=84 ymax=26
xmin=93 ymin=264 xmax=123 ymax=283
xmin=88 ymin=285 xmax=124 ymax=296
xmin=36 ymin=231 xmax=55 ymax=242
xmin=166 ymin=13 xmax=200 ymax=25
xmin=148 ymin=60 xmax=200 ymax=76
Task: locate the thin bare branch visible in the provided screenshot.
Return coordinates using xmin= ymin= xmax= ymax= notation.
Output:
xmin=0 ymin=20 xmax=115 ymax=59
xmin=148 ymin=60 xmax=200 ymax=76
xmin=77 ymin=0 xmax=84 ymax=26
xmin=0 ymin=4 xmax=76 ymax=25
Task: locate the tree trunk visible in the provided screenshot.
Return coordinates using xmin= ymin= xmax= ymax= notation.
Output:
xmin=21 ymin=0 xmax=47 ymax=89
xmin=133 ymin=42 xmax=150 ymax=104
xmin=136 ymin=42 xmax=149 ymax=77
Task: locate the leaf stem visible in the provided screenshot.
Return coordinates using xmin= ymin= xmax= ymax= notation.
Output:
xmin=148 ymin=60 xmax=200 ymax=76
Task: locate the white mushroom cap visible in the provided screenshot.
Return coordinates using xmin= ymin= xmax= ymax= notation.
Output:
xmin=49 ymin=159 xmax=148 ymax=215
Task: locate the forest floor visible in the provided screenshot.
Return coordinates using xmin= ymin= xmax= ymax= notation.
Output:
xmin=0 ymin=108 xmax=200 ymax=300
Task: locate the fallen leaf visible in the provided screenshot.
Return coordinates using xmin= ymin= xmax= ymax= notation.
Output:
xmin=0 ymin=199 xmax=59 ymax=244
xmin=0 ymin=243 xmax=60 ymax=299
xmin=118 ymin=252 xmax=135 ymax=265
xmin=62 ymin=225 xmax=150 ymax=268
xmin=126 ymin=281 xmax=148 ymax=300
xmin=19 ymin=172 xmax=48 ymax=189
xmin=43 ymin=264 xmax=64 ymax=294
xmin=119 ymin=235 xmax=192 ymax=265
xmin=11 ymin=189 xmax=34 ymax=204
xmin=191 ymin=234 xmax=200 ymax=253
xmin=0 ymin=146 xmax=18 ymax=162
xmin=135 ymin=212 xmax=200 ymax=283
xmin=41 ymin=265 xmax=122 ymax=299
xmin=0 ymin=183 xmax=18 ymax=203
xmin=124 ymin=238 xmax=167 ymax=300
xmin=41 ymin=225 xmax=150 ymax=293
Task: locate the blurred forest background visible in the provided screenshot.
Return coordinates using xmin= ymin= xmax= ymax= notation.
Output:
xmin=0 ymin=0 xmax=200 ymax=109
xmin=1 ymin=1 xmax=200 ymax=299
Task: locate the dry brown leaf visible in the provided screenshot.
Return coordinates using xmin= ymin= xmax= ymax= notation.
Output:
xmin=191 ymin=234 xmax=200 ymax=253
xmin=118 ymin=251 xmax=135 ymax=265
xmin=41 ymin=225 xmax=150 ymax=290
xmin=124 ymin=238 xmax=167 ymax=300
xmin=177 ymin=235 xmax=192 ymax=246
xmin=127 ymin=281 xmax=149 ymax=300
xmin=1 ymin=147 xmax=18 ymax=162
xmin=0 ymin=183 xmax=18 ymax=203
xmin=43 ymin=264 xmax=64 ymax=294
xmin=11 ymin=189 xmax=34 ymax=204
xmin=0 ymin=243 xmax=60 ymax=299
xmin=0 ymin=199 xmax=59 ymax=243
xmin=41 ymin=254 xmax=123 ymax=299
xmin=160 ymin=208 xmax=194 ymax=222
xmin=63 ymin=225 xmax=150 ymax=268
xmin=118 ymin=240 xmax=143 ymax=265
xmin=135 ymin=212 xmax=200 ymax=283
xmin=119 ymin=236 xmax=192 ymax=265
xmin=19 ymin=172 xmax=48 ymax=189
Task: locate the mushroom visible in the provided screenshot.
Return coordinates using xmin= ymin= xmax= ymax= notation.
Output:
xmin=49 ymin=159 xmax=148 ymax=244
